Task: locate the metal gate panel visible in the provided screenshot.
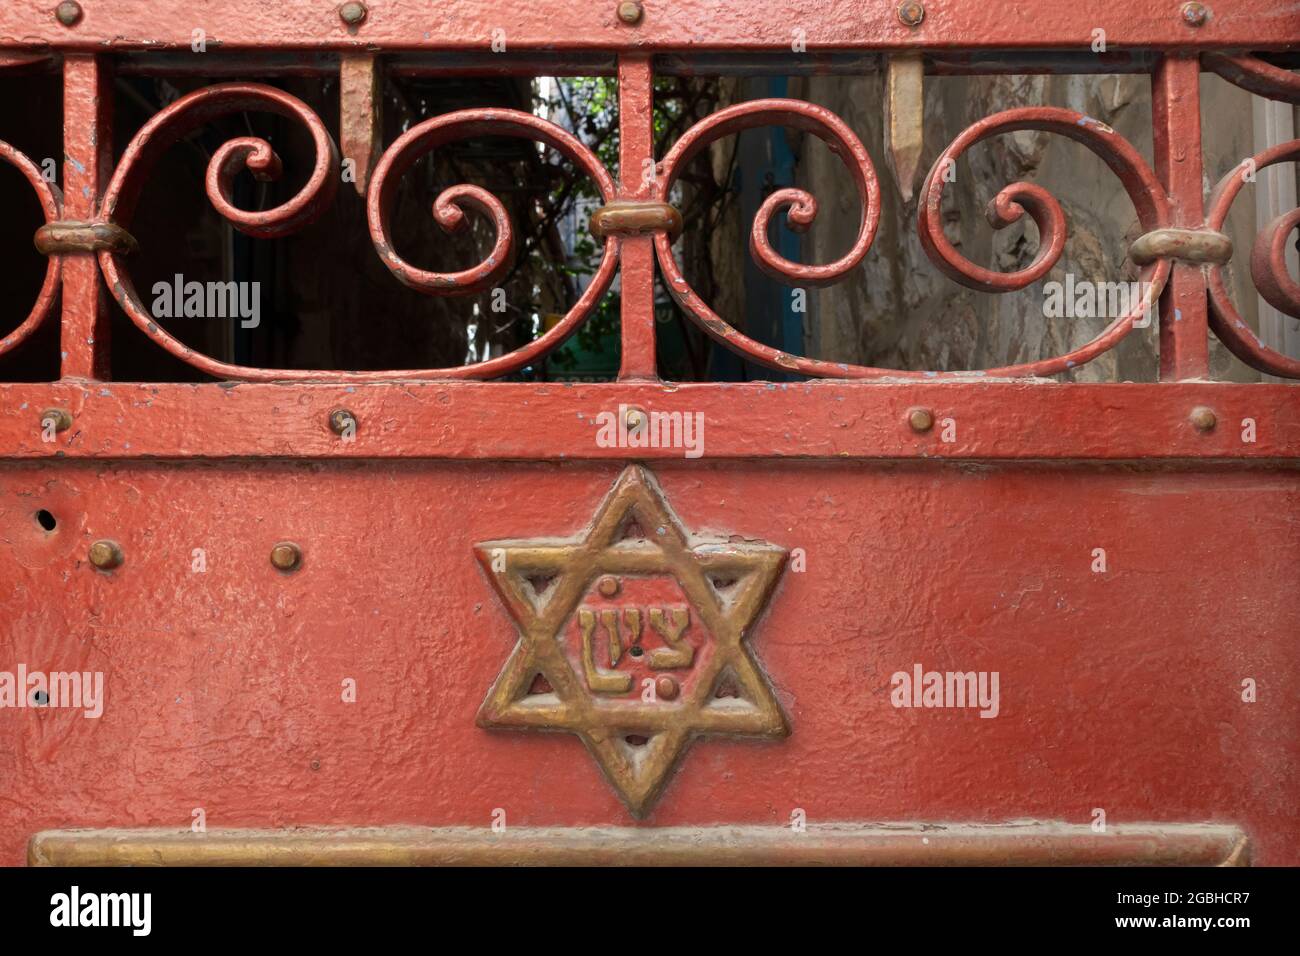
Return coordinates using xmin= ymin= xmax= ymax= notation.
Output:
xmin=2 ymin=459 xmax=1297 ymax=862
xmin=1 ymin=0 xmax=1298 ymax=866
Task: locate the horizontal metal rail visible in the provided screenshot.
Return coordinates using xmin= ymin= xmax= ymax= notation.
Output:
xmin=1 ymin=381 xmax=1297 ymax=459
xmin=0 ymin=0 xmax=1296 ymax=51
xmin=28 ymin=822 xmax=1251 ymax=866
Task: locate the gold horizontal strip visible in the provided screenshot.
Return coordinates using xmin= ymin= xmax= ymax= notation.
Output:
xmin=28 ymin=822 xmax=1249 ymax=867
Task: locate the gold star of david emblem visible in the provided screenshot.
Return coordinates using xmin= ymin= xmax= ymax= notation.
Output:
xmin=475 ymin=465 xmax=789 ymax=817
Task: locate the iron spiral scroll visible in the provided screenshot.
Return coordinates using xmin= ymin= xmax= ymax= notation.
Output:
xmin=0 ymin=141 xmax=62 ymax=359
xmin=7 ymin=77 xmax=1299 ymax=381
xmin=1205 ymin=140 xmax=1300 ymax=379
xmin=365 ymin=108 xmax=620 ymax=380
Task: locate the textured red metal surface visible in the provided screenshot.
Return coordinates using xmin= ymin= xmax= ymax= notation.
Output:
xmin=1 ymin=382 xmax=1298 ymax=460
xmin=1204 ymin=52 xmax=1300 ymax=103
xmin=1 ymin=0 xmax=1298 ymax=870
xmin=1 ymin=462 xmax=1297 ymax=864
xmin=2 ymin=0 xmax=1297 ymax=50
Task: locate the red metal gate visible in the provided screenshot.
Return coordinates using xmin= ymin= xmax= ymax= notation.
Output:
xmin=1 ymin=1 xmax=1298 ymax=866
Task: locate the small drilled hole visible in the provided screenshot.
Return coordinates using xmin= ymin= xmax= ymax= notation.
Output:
xmin=625 ymin=734 xmax=649 ymax=747
xmin=629 ymin=645 xmax=644 ymax=658
xmin=34 ymin=509 xmax=56 ymax=532
xmin=31 ymin=690 xmax=49 ymax=705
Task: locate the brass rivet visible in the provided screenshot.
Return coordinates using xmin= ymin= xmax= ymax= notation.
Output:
xmin=88 ymin=539 xmax=123 ymax=570
xmin=624 ymin=406 xmax=646 ymax=432
xmin=655 ymin=676 xmax=679 ymax=700
xmin=597 ymin=575 xmax=621 ymax=597
xmin=40 ymin=407 xmax=72 ymax=433
xmin=339 ymin=1 xmax=367 ymax=25
xmin=54 ymin=1 xmax=82 ymax=27
xmin=617 ymin=1 xmax=644 ymax=25
xmin=1181 ymin=2 xmax=1208 ymax=26
xmin=328 ymin=408 xmax=357 ymax=436
xmin=1190 ymin=406 xmax=1217 ymax=432
xmin=907 ymin=407 xmax=935 ymax=433
xmin=310 ymin=759 xmax=321 ymax=771
xmin=897 ymin=1 xmax=925 ymax=27
xmin=271 ymin=541 xmax=303 ymax=572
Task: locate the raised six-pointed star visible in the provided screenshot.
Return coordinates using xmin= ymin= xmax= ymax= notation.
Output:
xmin=474 ymin=465 xmax=789 ymax=817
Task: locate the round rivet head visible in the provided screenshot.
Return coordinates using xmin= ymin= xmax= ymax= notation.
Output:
xmin=40 ymin=407 xmax=72 ymax=433
xmin=656 ymin=676 xmax=679 ymax=701
xmin=328 ymin=408 xmax=357 ymax=436
xmin=339 ymin=1 xmax=367 ymax=25
xmin=617 ymin=1 xmax=644 ymax=25
xmin=597 ymin=575 xmax=621 ymax=597
xmin=88 ymin=539 xmax=123 ymax=571
xmin=897 ymin=1 xmax=925 ymax=27
xmin=271 ymin=541 xmax=303 ymax=572
xmin=1190 ymin=406 xmax=1217 ymax=432
xmin=907 ymin=407 xmax=935 ymax=433
xmin=1181 ymin=2 xmax=1208 ymax=26
xmin=624 ymin=406 xmax=646 ymax=432
xmin=55 ymin=1 xmax=82 ymax=27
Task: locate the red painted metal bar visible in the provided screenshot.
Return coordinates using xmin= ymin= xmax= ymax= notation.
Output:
xmin=616 ymin=54 xmax=660 ymax=381
xmin=1205 ymin=51 xmax=1300 ymax=102
xmin=58 ymin=53 xmax=113 ymax=381
xmin=104 ymin=49 xmax=1299 ymax=79
xmin=2 ymin=0 xmax=1296 ymax=51
xmin=0 ymin=382 xmax=1295 ymax=460
xmin=0 ymin=142 xmax=60 ymax=359
xmin=1152 ymin=53 xmax=1210 ymax=381
xmin=1206 ymin=140 xmax=1300 ymax=377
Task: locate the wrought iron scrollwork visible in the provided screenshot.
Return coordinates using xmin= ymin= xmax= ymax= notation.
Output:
xmin=916 ymin=107 xmax=1172 ymax=378
xmin=97 ymin=83 xmax=342 ymax=381
xmin=650 ymin=98 xmax=882 ymax=377
xmin=0 ymin=141 xmax=61 ymax=359
xmin=31 ymin=77 xmax=1298 ymax=382
xmin=1205 ymin=140 xmax=1300 ymax=379
xmin=650 ymin=102 xmax=1174 ymax=379
xmin=366 ymin=108 xmax=619 ymax=380
xmin=94 ymin=88 xmax=621 ymax=382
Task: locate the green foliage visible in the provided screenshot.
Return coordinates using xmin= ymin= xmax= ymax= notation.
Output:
xmin=531 ymin=75 xmax=692 ymax=374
